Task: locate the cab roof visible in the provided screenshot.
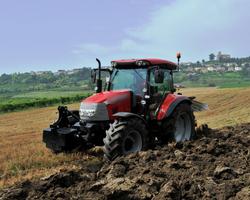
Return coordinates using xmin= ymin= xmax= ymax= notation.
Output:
xmin=111 ymin=58 xmax=177 ymax=70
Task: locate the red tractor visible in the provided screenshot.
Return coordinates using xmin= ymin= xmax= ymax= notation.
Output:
xmin=43 ymin=56 xmax=204 ymax=160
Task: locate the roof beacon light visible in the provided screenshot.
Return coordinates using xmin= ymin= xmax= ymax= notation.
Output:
xmin=176 ymin=52 xmax=181 ymax=71
xmin=177 ymin=52 xmax=181 ymax=62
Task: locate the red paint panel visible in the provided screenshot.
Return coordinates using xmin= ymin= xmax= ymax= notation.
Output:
xmin=83 ymin=89 xmax=130 ymax=104
xmin=142 ymin=58 xmax=177 ymax=67
xmin=82 ymin=90 xmax=131 ymax=120
xmin=112 ymin=58 xmax=177 ymax=70
xmin=107 ymin=95 xmax=131 ymax=120
xmin=157 ymin=94 xmax=183 ymax=120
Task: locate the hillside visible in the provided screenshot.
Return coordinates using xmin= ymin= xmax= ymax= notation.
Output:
xmin=0 ymin=87 xmax=250 ymax=191
xmin=1 ymin=55 xmax=250 ymax=95
xmin=174 ymin=55 xmax=250 ymax=88
xmin=0 ymin=68 xmax=92 ymax=94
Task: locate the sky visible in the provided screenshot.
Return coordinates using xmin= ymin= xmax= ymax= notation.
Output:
xmin=0 ymin=0 xmax=250 ymax=74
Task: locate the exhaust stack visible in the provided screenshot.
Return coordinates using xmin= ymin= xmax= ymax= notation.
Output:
xmin=96 ymin=58 xmax=102 ymax=93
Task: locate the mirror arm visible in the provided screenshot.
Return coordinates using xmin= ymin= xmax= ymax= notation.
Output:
xmin=170 ymin=70 xmax=175 ymax=93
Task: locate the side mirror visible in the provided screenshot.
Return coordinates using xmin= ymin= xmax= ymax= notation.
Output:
xmin=91 ymin=70 xmax=96 ymax=83
xmin=154 ymin=69 xmax=164 ymax=83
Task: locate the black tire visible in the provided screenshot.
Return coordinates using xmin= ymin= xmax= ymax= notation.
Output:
xmin=161 ymin=103 xmax=196 ymax=143
xmin=103 ymin=118 xmax=148 ymax=160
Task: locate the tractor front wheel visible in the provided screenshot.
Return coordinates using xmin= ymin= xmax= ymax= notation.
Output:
xmin=103 ymin=118 xmax=148 ymax=160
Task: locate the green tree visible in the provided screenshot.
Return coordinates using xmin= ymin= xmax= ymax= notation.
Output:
xmin=209 ymin=53 xmax=215 ymax=61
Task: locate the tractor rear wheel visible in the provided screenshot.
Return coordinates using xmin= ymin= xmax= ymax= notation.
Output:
xmin=162 ymin=103 xmax=196 ymax=142
xmin=103 ymin=118 xmax=148 ymax=160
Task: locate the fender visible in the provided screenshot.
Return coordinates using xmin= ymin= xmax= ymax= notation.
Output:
xmin=113 ymin=112 xmax=147 ymax=125
xmin=157 ymin=94 xmax=191 ymax=120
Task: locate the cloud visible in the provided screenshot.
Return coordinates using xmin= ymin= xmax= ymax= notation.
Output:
xmin=72 ymin=43 xmax=111 ymax=55
xmin=125 ymin=0 xmax=250 ymax=60
xmin=74 ymin=0 xmax=250 ymax=64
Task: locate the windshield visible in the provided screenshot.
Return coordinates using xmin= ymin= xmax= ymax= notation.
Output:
xmin=111 ymin=69 xmax=147 ymax=96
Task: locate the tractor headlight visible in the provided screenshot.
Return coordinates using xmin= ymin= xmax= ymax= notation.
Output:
xmin=80 ymin=102 xmax=97 ymax=119
xmin=80 ymin=109 xmax=96 ymax=117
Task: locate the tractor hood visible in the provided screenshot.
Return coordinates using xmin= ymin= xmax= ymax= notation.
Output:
xmin=80 ymin=90 xmax=132 ymax=121
xmin=82 ymin=89 xmax=131 ymax=105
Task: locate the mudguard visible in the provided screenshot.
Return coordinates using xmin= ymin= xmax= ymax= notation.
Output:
xmin=113 ymin=112 xmax=147 ymax=125
xmin=157 ymin=94 xmax=191 ymax=120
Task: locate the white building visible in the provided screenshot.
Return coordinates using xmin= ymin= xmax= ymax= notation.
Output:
xmin=235 ymin=67 xmax=242 ymax=71
xmin=207 ymin=66 xmax=215 ymax=72
xmin=227 ymin=67 xmax=234 ymax=72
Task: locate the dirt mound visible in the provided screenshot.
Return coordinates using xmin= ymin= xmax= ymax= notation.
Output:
xmin=1 ymin=124 xmax=250 ymax=200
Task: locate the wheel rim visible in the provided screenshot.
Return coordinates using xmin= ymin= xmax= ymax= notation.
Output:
xmin=174 ymin=112 xmax=192 ymax=142
xmin=122 ymin=130 xmax=142 ymax=154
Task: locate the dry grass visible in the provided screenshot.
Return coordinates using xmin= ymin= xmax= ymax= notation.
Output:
xmin=0 ymin=104 xmax=85 ymax=188
xmin=0 ymin=87 xmax=250 ymax=187
xmin=179 ymin=87 xmax=250 ymax=128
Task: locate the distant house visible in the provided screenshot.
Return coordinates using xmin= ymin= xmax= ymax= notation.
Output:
xmin=227 ymin=67 xmax=234 ymax=72
xmin=194 ymin=67 xmax=202 ymax=72
xmin=216 ymin=67 xmax=226 ymax=72
xmin=242 ymin=63 xmax=250 ymax=67
xmin=54 ymin=70 xmax=66 ymax=76
xmin=207 ymin=66 xmax=215 ymax=72
xmin=217 ymin=51 xmax=231 ymax=61
xmin=36 ymin=71 xmax=50 ymax=75
xmin=201 ymin=68 xmax=208 ymax=73
xmin=225 ymin=63 xmax=236 ymax=67
xmin=235 ymin=67 xmax=242 ymax=71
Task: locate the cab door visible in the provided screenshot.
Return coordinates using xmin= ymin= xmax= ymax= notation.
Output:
xmin=148 ymin=68 xmax=173 ymax=118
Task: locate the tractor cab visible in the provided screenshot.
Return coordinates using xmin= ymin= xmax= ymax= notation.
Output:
xmin=110 ymin=58 xmax=177 ymax=94
xmin=91 ymin=58 xmax=178 ymax=119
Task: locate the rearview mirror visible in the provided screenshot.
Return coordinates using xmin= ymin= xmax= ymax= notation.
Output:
xmin=91 ymin=70 xmax=96 ymax=83
xmin=154 ymin=69 xmax=164 ymax=83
